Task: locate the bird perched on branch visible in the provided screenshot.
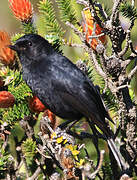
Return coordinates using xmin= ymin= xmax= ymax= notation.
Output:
xmin=9 ymin=34 xmax=126 ymax=170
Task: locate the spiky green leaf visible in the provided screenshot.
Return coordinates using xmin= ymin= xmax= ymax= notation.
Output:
xmin=56 ymin=0 xmax=77 ymax=24
xmin=38 ymin=0 xmax=64 ymax=38
xmin=120 ymin=3 xmax=137 ymax=21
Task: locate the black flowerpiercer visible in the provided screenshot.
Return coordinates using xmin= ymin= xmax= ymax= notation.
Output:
xmin=9 ymin=34 xmax=126 ymax=170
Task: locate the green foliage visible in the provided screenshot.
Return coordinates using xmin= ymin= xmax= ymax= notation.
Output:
xmin=101 ymin=4 xmax=112 ymax=18
xmin=8 ymin=78 xmax=32 ymax=103
xmin=86 ymin=61 xmax=105 ymax=88
xmin=94 ymin=3 xmax=109 ymax=21
xmin=101 ymin=160 xmax=113 ymax=180
xmin=45 ymin=34 xmax=62 ymax=53
xmin=38 ymin=0 xmax=64 ymax=39
xmin=102 ymin=90 xmax=118 ymax=112
xmin=120 ymin=2 xmax=137 ymax=21
xmin=11 ymin=33 xmax=24 ymax=43
xmin=22 ymin=138 xmax=36 ymax=166
xmin=22 ymin=21 xmax=37 ymax=34
xmin=86 ymin=61 xmax=118 ymax=117
xmin=0 ymin=70 xmax=32 ymax=126
xmin=56 ymin=0 xmax=77 ymax=24
xmin=0 ymin=148 xmax=13 ymax=178
xmin=1 ymin=103 xmax=30 ymax=125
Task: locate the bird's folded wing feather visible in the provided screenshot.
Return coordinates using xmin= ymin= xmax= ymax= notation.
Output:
xmin=51 ymin=65 xmax=104 ymax=121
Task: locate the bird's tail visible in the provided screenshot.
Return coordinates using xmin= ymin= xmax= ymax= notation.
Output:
xmin=88 ymin=117 xmax=128 ymax=171
xmin=107 ymin=137 xmax=127 ymax=170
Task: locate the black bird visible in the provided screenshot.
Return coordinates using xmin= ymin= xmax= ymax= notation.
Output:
xmin=9 ymin=34 xmax=126 ymax=170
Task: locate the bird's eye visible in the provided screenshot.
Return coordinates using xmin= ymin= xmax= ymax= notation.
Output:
xmin=28 ymin=42 xmax=32 ymax=46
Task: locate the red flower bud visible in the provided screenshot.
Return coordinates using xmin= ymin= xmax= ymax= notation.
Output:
xmin=0 ymin=91 xmax=15 ymax=108
xmin=28 ymin=96 xmax=46 ymax=113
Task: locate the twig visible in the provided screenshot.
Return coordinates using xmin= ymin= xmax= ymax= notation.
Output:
xmin=42 ymin=116 xmax=54 ymax=133
xmin=22 ymin=154 xmax=29 ymax=178
xmin=83 ymin=150 xmax=105 ymax=179
xmin=131 ymin=0 xmax=135 ymax=6
xmin=63 ymin=41 xmax=85 ymax=48
xmin=116 ymin=84 xmax=131 ymax=91
xmin=128 ymin=65 xmax=137 ymax=81
xmin=66 ymin=21 xmax=106 ymax=78
xmin=88 ymin=0 xmax=104 ymax=28
xmin=110 ymin=0 xmax=123 ymax=24
xmin=66 ymin=21 xmax=105 ymax=78
xmin=121 ymin=59 xmax=131 ymax=69
xmin=88 ymin=33 xmax=105 ymax=39
xmin=89 ymin=150 xmax=105 ymax=178
xmin=20 ymin=116 xmax=35 ymax=139
xmin=36 ymin=147 xmax=51 ymax=159
xmin=129 ymin=41 xmax=137 ymax=55
xmin=66 ymin=21 xmax=85 ymax=43
xmin=2 ymin=135 xmax=9 ymax=150
xmin=27 ymin=167 xmax=41 ymax=180
xmin=38 ymin=131 xmax=63 ymax=170
xmin=90 ymin=50 xmax=107 ymax=79
xmin=76 ymin=0 xmax=89 ymax=7
xmin=118 ymin=31 xmax=130 ymax=57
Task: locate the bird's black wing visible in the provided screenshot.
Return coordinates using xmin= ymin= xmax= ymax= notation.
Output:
xmin=47 ymin=53 xmax=110 ymax=124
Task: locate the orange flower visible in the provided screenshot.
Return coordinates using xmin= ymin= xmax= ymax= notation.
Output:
xmin=0 ymin=31 xmax=15 ymax=65
xmin=0 ymin=91 xmax=15 ymax=108
xmin=28 ymin=96 xmax=46 ymax=113
xmin=9 ymin=0 xmax=33 ymax=22
xmin=83 ymin=8 xmax=106 ymax=50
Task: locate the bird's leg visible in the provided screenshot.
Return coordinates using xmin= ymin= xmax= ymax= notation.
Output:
xmin=65 ymin=119 xmax=80 ymax=131
xmin=66 ymin=130 xmax=94 ymax=140
xmin=58 ymin=119 xmax=78 ymax=129
xmin=86 ymin=118 xmax=101 ymax=167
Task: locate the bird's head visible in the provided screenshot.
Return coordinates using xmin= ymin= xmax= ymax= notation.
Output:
xmin=9 ymin=34 xmax=52 ymax=65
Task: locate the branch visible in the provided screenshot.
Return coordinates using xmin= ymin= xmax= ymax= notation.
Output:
xmin=120 ymin=174 xmax=133 ymax=180
xmin=66 ymin=21 xmax=106 ymax=78
xmin=128 ymin=65 xmax=137 ymax=81
xmin=21 ymin=153 xmax=29 ymax=178
xmin=116 ymin=84 xmax=131 ymax=91
xmin=129 ymin=41 xmax=137 ymax=55
xmin=76 ymin=0 xmax=89 ymax=7
xmin=88 ymin=0 xmax=104 ymax=28
xmin=27 ymin=167 xmax=41 ymax=180
xmin=88 ymin=33 xmax=105 ymax=39
xmin=63 ymin=40 xmax=85 ymax=48
xmin=84 ymin=150 xmax=105 ymax=179
xmin=118 ymin=31 xmax=130 ymax=57
xmin=66 ymin=21 xmax=85 ymax=43
xmin=90 ymin=150 xmax=105 ymax=178
xmin=110 ymin=0 xmax=123 ymax=24
xmin=131 ymin=0 xmax=135 ymax=6
xmin=89 ymin=48 xmax=107 ymax=78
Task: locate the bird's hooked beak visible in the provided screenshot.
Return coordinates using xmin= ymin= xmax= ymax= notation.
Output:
xmin=8 ymin=45 xmax=18 ymax=51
